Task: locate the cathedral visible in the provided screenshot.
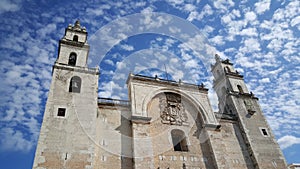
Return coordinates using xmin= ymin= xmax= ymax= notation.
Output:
xmin=33 ymin=21 xmax=287 ymax=169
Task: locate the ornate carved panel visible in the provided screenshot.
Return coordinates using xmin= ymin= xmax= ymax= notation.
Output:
xmin=159 ymin=93 xmax=188 ymax=125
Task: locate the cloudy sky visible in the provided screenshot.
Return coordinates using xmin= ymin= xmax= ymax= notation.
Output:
xmin=0 ymin=0 xmax=299 ymax=168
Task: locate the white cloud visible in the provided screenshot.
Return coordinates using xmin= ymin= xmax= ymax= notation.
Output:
xmin=86 ymin=8 xmax=104 ymax=16
xmin=0 ymin=0 xmax=21 ymax=14
xmin=273 ymin=8 xmax=285 ymax=21
xmin=232 ymin=9 xmax=241 ymax=17
xmin=291 ymin=15 xmax=300 ymax=27
xmin=267 ymin=38 xmax=283 ymax=52
xmin=0 ymin=127 xmax=33 ymax=152
xmin=52 ymin=16 xmax=65 ymax=23
xmin=86 ymin=4 xmax=111 ymax=16
xmin=240 ymin=38 xmax=261 ymax=53
xmin=120 ymin=44 xmax=134 ymax=51
xmin=99 ymin=81 xmax=123 ymax=98
xmin=184 ymin=59 xmax=198 ymax=69
xmin=239 ymin=27 xmax=258 ymax=37
xmin=36 ymin=24 xmax=57 ymax=38
xmin=104 ymin=59 xmax=114 ymax=66
xmin=169 ymin=26 xmax=181 ymax=34
xmin=259 ymin=78 xmax=270 ymax=83
xmin=186 ymin=11 xmax=197 ymax=22
xmin=278 ymin=135 xmax=300 ymax=149
xmin=187 ymin=4 xmax=213 ymax=22
xmin=221 ymin=14 xmax=232 ymax=24
xmin=245 ymin=11 xmax=257 ymax=22
xmin=116 ymin=61 xmax=127 ymax=70
xmin=184 ymin=4 xmax=196 ymax=11
xmin=141 ymin=6 xmax=154 ymax=14
xmin=132 ymin=1 xmax=146 ymax=8
xmin=209 ymin=35 xmax=225 ymax=45
xmin=254 ymin=0 xmax=271 ymax=14
xmin=154 ymin=52 xmax=167 ymax=61
xmin=202 ymin=25 xmax=214 ymax=34
xmin=213 ymin=0 xmax=234 ymax=12
xmin=166 ymin=0 xmax=184 ymax=5
xmin=141 ymin=12 xmax=172 ymax=30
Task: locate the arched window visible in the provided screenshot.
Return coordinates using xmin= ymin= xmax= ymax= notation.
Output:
xmin=68 ymin=52 xmax=77 ymax=66
xmin=69 ymin=76 xmax=81 ymax=93
xmin=237 ymin=85 xmax=244 ymax=93
xmin=171 ymin=129 xmax=188 ymax=152
xmin=73 ymin=35 xmax=78 ymax=42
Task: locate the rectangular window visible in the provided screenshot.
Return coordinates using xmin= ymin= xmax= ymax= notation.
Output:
xmin=101 ymin=155 xmax=107 ymax=161
xmin=57 ymin=108 xmax=66 ymax=117
xmin=260 ymin=127 xmax=269 ymax=137
xmin=262 ymin=129 xmax=268 ymax=136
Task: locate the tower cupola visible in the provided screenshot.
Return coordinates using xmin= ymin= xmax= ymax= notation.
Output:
xmin=56 ymin=20 xmax=90 ymax=67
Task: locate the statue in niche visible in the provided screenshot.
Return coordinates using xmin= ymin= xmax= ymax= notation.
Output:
xmin=159 ymin=93 xmax=188 ymax=125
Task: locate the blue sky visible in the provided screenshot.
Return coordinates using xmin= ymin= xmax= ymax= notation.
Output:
xmin=0 ymin=0 xmax=299 ymax=168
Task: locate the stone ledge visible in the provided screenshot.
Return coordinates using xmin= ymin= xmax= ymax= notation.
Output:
xmin=131 ymin=116 xmax=152 ymax=124
xmin=204 ymin=123 xmax=221 ymax=131
xmin=54 ymin=63 xmax=99 ymax=75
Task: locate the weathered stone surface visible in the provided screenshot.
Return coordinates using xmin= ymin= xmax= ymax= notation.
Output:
xmin=33 ymin=23 xmax=287 ymax=169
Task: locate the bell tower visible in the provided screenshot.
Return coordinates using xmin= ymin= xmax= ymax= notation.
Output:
xmin=56 ymin=20 xmax=89 ymax=67
xmin=211 ymin=54 xmax=287 ymax=169
xmin=33 ymin=20 xmax=99 ymax=169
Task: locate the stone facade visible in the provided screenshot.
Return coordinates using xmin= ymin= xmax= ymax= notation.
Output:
xmin=33 ymin=21 xmax=287 ymax=169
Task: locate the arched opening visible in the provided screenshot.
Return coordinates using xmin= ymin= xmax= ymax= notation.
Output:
xmin=171 ymin=129 xmax=188 ymax=152
xmin=224 ymin=66 xmax=231 ymax=73
xmin=237 ymin=85 xmax=244 ymax=93
xmin=73 ymin=35 xmax=78 ymax=42
xmin=68 ymin=52 xmax=77 ymax=66
xmin=69 ymin=76 xmax=81 ymax=93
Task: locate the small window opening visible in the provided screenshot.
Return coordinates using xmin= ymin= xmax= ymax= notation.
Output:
xmin=171 ymin=129 xmax=188 ymax=152
xmin=261 ymin=128 xmax=269 ymax=136
xmin=73 ymin=35 xmax=78 ymax=42
xmin=237 ymin=85 xmax=244 ymax=93
xmin=68 ymin=52 xmax=77 ymax=66
xmin=57 ymin=108 xmax=66 ymax=117
xmin=69 ymin=76 xmax=81 ymax=93
xmin=101 ymin=155 xmax=107 ymax=161
xmin=224 ymin=66 xmax=231 ymax=73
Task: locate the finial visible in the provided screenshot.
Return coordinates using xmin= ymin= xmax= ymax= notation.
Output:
xmin=200 ymin=83 xmax=204 ymax=88
xmin=75 ymin=20 xmax=80 ymax=26
xmin=215 ymin=54 xmax=221 ymax=62
xmin=74 ymin=20 xmax=81 ymax=29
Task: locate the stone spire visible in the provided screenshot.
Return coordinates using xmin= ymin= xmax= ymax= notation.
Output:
xmin=74 ymin=20 xmax=80 ymax=29
xmin=215 ymin=53 xmax=221 ymax=63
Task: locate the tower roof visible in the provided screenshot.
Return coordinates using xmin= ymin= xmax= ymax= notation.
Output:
xmin=67 ymin=19 xmax=87 ymax=33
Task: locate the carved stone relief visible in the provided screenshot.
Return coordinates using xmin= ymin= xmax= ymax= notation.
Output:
xmin=159 ymin=93 xmax=188 ymax=125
